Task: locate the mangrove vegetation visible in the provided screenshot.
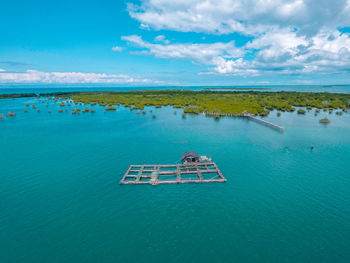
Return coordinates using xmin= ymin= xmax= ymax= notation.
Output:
xmin=43 ymin=90 xmax=350 ymax=117
xmin=320 ymin=118 xmax=330 ymax=124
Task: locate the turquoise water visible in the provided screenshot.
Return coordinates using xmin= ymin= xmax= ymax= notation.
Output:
xmin=1 ymin=92 xmax=350 ymax=262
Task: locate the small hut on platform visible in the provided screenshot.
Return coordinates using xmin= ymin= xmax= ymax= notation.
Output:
xmin=181 ymin=151 xmax=200 ymax=164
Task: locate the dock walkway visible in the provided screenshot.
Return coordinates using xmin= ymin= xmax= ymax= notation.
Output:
xmin=203 ymin=111 xmax=284 ymax=132
xmin=242 ymin=111 xmax=284 ymax=132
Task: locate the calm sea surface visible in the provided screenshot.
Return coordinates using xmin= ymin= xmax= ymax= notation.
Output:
xmin=1 ymin=86 xmax=350 ymax=262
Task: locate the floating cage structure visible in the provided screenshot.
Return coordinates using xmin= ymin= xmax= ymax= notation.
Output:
xmin=120 ymin=162 xmax=226 ymax=186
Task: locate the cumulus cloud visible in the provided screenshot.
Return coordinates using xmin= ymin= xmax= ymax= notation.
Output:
xmin=0 ymin=70 xmax=154 ymax=84
xmin=122 ymin=0 xmax=350 ymax=76
xmin=0 ymin=69 xmax=5 ymax=72
xmin=154 ymin=35 xmax=170 ymax=44
xmin=213 ymin=57 xmax=258 ymax=75
xmin=212 ymin=29 xmax=350 ymax=75
xmin=112 ymin=45 xmax=124 ymax=52
xmin=122 ymin=29 xmax=350 ymax=75
xmin=122 ymin=35 xmax=243 ymax=64
xmin=246 ymin=29 xmax=350 ymax=74
xmin=128 ymin=0 xmax=350 ymax=36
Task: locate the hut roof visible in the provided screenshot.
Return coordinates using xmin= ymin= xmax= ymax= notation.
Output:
xmin=181 ymin=151 xmax=200 ymax=163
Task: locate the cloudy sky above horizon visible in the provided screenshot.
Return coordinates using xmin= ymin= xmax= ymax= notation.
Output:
xmin=1 ymin=0 xmax=350 ymax=85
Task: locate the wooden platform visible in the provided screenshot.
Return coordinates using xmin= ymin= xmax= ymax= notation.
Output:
xmin=120 ymin=162 xmax=226 ymax=185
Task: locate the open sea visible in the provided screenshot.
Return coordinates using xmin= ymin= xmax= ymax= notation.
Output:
xmin=1 ymin=85 xmax=350 ymax=263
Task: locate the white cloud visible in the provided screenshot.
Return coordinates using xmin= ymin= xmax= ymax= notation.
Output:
xmin=0 ymin=68 xmax=5 ymax=72
xmin=214 ymin=31 xmax=350 ymax=75
xmin=128 ymin=0 xmax=350 ymax=36
xmin=124 ymin=0 xmax=350 ymax=76
xmin=112 ymin=46 xmax=123 ymax=52
xmin=0 ymin=70 xmax=154 ymax=84
xmin=122 ymin=30 xmax=350 ymax=76
xmin=213 ymin=57 xmax=258 ymax=75
xmin=246 ymin=29 xmax=350 ymax=74
xmin=154 ymin=35 xmax=170 ymax=44
xmin=122 ymin=35 xmax=243 ymax=65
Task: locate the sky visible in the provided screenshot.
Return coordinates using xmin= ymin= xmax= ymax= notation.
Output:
xmin=1 ymin=0 xmax=350 ymax=86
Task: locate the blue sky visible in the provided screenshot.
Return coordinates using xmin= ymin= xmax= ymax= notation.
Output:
xmin=1 ymin=0 xmax=350 ymax=85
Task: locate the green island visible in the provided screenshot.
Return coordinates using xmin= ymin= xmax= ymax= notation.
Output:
xmin=1 ymin=90 xmax=349 ymax=117
xmin=38 ymin=90 xmax=350 ymax=117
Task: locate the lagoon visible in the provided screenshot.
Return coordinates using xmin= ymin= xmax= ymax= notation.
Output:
xmin=1 ymin=87 xmax=350 ymax=263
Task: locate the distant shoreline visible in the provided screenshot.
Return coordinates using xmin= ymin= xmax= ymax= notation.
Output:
xmin=1 ymin=90 xmax=349 ymax=118
xmin=39 ymin=90 xmax=350 ymax=117
xmin=203 ymin=87 xmax=268 ymax=90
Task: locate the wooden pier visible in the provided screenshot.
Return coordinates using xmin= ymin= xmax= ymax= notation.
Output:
xmin=242 ymin=111 xmax=284 ymax=132
xmin=120 ymin=162 xmax=226 ymax=185
xmin=203 ymin=111 xmax=284 ymax=132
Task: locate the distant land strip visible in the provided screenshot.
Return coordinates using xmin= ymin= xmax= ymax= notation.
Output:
xmin=203 ymin=87 xmax=268 ymax=90
xmin=1 ymin=90 xmax=350 ymax=117
xmin=0 ymin=93 xmax=36 ymax=99
xmin=40 ymin=90 xmax=350 ymax=117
